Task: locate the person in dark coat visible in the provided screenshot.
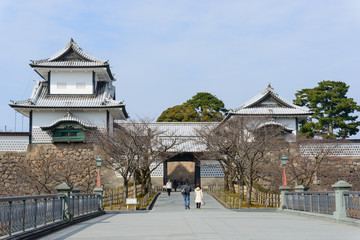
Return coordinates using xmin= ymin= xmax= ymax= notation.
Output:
xmin=181 ymin=180 xmax=191 ymax=209
xmin=173 ymin=180 xmax=178 ymax=192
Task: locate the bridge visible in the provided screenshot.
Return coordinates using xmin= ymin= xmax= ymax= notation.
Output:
xmin=37 ymin=192 xmax=360 ymax=240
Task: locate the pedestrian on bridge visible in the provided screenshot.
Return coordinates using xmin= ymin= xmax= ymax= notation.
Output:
xmin=181 ymin=180 xmax=191 ymax=209
xmin=166 ymin=179 xmax=172 ymax=196
xmin=194 ymin=184 xmax=204 ymax=209
xmin=173 ymin=179 xmax=178 ymax=192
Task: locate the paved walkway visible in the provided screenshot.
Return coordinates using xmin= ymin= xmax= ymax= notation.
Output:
xmin=40 ymin=191 xmax=360 ymax=240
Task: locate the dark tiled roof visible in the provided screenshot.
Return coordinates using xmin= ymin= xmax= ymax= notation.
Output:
xmin=30 ymin=39 xmax=108 ymax=68
xmin=229 ymin=85 xmax=312 ymax=117
xmin=10 ymin=81 xmax=124 ymax=108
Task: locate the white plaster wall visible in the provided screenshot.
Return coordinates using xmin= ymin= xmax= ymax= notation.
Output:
xmin=50 ymin=71 xmax=93 ymax=94
xmin=244 ymin=117 xmax=294 ymax=129
xmin=276 ymin=118 xmax=296 ymax=130
xmin=32 ymin=111 xmax=107 ymax=127
xmin=0 ymin=135 xmax=28 ymax=141
xmin=109 ymin=114 xmax=114 ymax=134
xmin=242 ymin=116 xmax=297 ymax=137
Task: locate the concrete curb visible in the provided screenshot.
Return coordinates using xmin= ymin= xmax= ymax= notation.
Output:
xmin=278 ymin=209 xmax=360 ymax=228
xmin=147 ymin=192 xmax=161 ymax=210
xmin=5 ymin=211 xmax=105 ymax=240
xmin=207 ymin=192 xmax=231 ymax=209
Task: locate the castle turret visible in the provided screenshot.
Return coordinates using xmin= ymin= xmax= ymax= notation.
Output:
xmin=10 ymin=39 xmax=128 ymax=143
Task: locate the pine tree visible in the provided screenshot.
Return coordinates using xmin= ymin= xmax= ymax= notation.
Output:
xmin=157 ymin=92 xmax=227 ymax=122
xmin=294 ymin=80 xmax=360 ymax=139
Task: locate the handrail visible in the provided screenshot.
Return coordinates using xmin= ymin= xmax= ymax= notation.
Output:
xmin=70 ymin=193 xmax=98 ymax=197
xmin=344 ymin=191 xmax=360 ymax=195
xmin=0 ymin=193 xmax=103 ymax=238
xmin=286 ymin=191 xmax=335 ymax=195
xmin=0 ymin=194 xmax=64 ymax=203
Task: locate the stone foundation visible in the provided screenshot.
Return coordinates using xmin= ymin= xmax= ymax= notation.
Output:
xmin=0 ymin=143 xmax=103 ymax=196
xmin=2 ymin=143 xmax=360 ymax=197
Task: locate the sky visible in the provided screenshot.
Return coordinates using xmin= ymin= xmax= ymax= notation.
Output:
xmin=1 ymin=0 xmax=360 ymax=136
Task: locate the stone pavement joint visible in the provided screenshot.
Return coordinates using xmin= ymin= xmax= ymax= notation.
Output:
xmin=40 ymin=191 xmax=360 ymax=240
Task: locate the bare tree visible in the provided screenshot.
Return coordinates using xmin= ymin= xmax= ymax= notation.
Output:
xmin=286 ymin=137 xmax=341 ymax=188
xmin=95 ymin=119 xmax=179 ymax=199
xmin=95 ymin=123 xmax=140 ymax=201
xmin=15 ymin=146 xmax=97 ymax=195
xmin=129 ymin=121 xmax=179 ymax=194
xmin=197 ymin=117 xmax=284 ymax=204
xmin=17 ymin=151 xmax=55 ymax=195
xmin=196 ymin=122 xmax=238 ymax=192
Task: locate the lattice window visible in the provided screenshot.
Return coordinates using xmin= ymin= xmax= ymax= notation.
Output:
xmin=32 ymin=127 xmax=106 ymax=143
xmin=150 ymin=162 xmax=163 ymax=177
xmin=0 ymin=140 xmax=28 ymax=151
xmin=200 ymin=160 xmax=224 ymax=178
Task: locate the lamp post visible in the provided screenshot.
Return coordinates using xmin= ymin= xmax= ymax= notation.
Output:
xmin=96 ymin=156 xmax=103 ymax=188
xmin=280 ymin=154 xmax=288 ymax=186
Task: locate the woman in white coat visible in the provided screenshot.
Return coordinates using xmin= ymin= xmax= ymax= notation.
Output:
xmin=194 ymin=184 xmax=204 ymax=209
xmin=166 ymin=179 xmax=172 ymax=196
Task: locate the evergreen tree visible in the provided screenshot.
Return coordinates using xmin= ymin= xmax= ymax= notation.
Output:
xmin=157 ymin=103 xmax=199 ymax=122
xmin=157 ymin=92 xmax=227 ymax=122
xmin=294 ymin=80 xmax=360 ymax=139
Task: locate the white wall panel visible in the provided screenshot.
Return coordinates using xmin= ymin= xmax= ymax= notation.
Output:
xmin=32 ymin=111 xmax=107 ymax=127
xmin=50 ymin=71 xmax=93 ymax=94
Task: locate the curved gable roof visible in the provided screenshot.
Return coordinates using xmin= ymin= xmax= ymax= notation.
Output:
xmin=228 ymin=84 xmax=312 ymax=117
xmin=47 ymin=38 xmax=106 ymax=63
xmin=41 ymin=112 xmax=95 ymax=130
xmin=31 ymin=38 xmax=107 ymax=64
xmin=29 ymin=39 xmax=114 ymax=80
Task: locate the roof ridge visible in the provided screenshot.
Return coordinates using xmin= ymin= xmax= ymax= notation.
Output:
xmin=30 ymin=80 xmax=45 ymax=105
xmin=31 ymin=39 xmax=107 ymax=63
xmin=234 ymin=85 xmax=311 ymax=113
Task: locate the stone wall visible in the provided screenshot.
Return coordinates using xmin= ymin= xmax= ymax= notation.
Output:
xmin=2 ymin=143 xmax=360 ymax=197
xmin=317 ymin=156 xmax=360 ymax=191
xmin=0 ymin=143 xmax=118 ymax=197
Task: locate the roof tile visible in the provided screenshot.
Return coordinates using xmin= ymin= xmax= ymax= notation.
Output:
xmin=10 ymin=81 xmax=124 ymax=108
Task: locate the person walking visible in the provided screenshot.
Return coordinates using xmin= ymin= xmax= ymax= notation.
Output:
xmin=181 ymin=180 xmax=191 ymax=209
xmin=194 ymin=184 xmax=204 ymax=209
xmin=173 ymin=180 xmax=178 ymax=192
xmin=166 ymin=179 xmax=172 ymax=196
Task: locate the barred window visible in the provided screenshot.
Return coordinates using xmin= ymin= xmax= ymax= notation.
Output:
xmin=76 ymin=82 xmax=86 ymax=89
xmin=57 ymin=82 xmax=67 ymax=89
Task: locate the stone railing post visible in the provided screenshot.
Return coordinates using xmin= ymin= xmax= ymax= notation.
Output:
xmin=55 ymin=182 xmax=73 ymax=221
xmin=278 ymin=185 xmax=291 ymax=210
xmin=294 ymin=185 xmax=309 ymax=192
xmin=332 ymin=180 xmax=352 ymax=220
xmin=94 ymin=187 xmax=104 ymax=210
xmin=72 ymin=187 xmax=81 ymax=194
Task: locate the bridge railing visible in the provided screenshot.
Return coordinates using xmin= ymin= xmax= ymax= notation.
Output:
xmin=285 ymin=191 xmax=335 ymax=214
xmin=344 ymin=191 xmax=360 ymax=219
xmin=279 ymin=181 xmax=360 ymax=223
xmin=0 ymin=190 xmax=103 ymax=238
xmin=0 ymin=194 xmax=64 ymax=237
xmin=70 ymin=194 xmax=101 ymax=218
